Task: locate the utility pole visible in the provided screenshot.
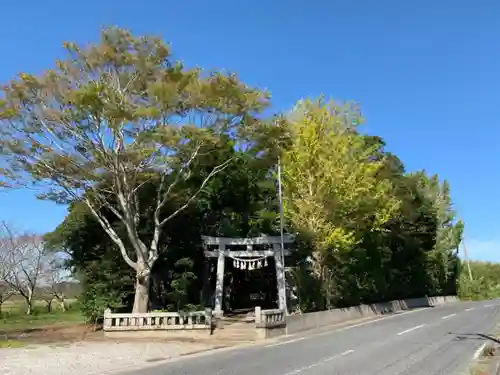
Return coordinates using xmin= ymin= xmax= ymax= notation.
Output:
xmin=462 ymin=241 xmax=473 ymax=281
xmin=277 ymin=155 xmax=288 ymax=314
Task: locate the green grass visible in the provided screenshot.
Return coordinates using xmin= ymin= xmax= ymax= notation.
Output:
xmin=0 ymin=340 xmax=26 ymax=348
xmin=0 ymin=299 xmax=85 ymax=333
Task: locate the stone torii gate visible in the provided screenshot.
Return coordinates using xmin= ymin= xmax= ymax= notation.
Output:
xmin=202 ymin=234 xmax=295 ymax=316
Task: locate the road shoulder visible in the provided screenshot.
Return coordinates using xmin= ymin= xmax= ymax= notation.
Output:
xmin=468 ymin=330 xmax=500 ymax=375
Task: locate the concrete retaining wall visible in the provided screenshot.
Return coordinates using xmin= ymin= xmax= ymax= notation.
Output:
xmin=285 ymin=295 xmax=459 ymax=335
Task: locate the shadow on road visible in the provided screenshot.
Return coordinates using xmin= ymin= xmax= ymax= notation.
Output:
xmin=448 ymin=332 xmax=500 ymax=344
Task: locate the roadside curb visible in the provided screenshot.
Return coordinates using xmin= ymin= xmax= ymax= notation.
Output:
xmin=97 ymin=340 xmax=263 ymax=375
xmin=474 ymin=343 xmax=488 ymax=360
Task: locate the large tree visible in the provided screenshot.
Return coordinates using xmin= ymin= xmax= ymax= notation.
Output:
xmin=0 ymin=27 xmax=270 ymax=312
xmin=45 ymin=145 xmax=281 ymax=316
xmin=413 ymin=172 xmax=463 ymax=295
xmin=282 ymin=99 xmax=399 ymax=288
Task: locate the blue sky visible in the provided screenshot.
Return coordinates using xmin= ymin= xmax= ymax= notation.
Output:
xmin=0 ymin=0 xmax=498 ymax=261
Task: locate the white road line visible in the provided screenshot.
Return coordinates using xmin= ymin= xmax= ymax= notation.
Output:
xmin=441 ymin=313 xmax=456 ymax=320
xmin=473 ymin=343 xmax=487 ymax=360
xmin=397 ymin=324 xmax=425 ymax=336
xmin=284 ymin=349 xmax=354 ymax=375
xmin=336 ymin=317 xmax=388 ymax=331
xmin=265 ymin=306 xmax=432 ymax=349
xmin=484 ymin=304 xmax=494 ymax=308
xmin=266 ymin=337 xmax=305 ymax=348
xmin=284 ymin=308 xmax=425 ymax=342
xmin=325 ymin=349 xmax=355 ymax=361
xmin=465 ymin=308 xmax=474 ymax=312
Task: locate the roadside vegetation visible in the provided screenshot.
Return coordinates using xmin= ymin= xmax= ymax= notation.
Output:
xmin=0 ymin=26 xmax=492 ymax=338
xmin=0 ymin=293 xmax=85 ymax=346
xmin=467 ymin=326 xmax=500 ymax=375
xmin=0 ymin=298 xmax=83 ymax=333
xmin=459 ymin=261 xmax=500 ymax=301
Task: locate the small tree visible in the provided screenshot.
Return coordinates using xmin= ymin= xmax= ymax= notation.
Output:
xmin=0 ymin=247 xmax=16 ymax=315
xmin=0 ymin=27 xmax=269 ymax=312
xmin=167 ymin=258 xmax=197 ymax=312
xmin=40 ymin=253 xmax=70 ymax=312
xmin=0 ymin=222 xmax=45 ymax=315
xmin=0 ymin=282 xmax=15 ymax=316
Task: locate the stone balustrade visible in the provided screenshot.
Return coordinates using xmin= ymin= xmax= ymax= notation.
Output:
xmin=103 ymin=308 xmax=212 ymax=332
xmin=254 ymin=306 xmax=286 ymax=328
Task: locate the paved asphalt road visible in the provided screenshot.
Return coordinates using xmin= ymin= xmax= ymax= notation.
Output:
xmin=118 ymin=300 xmax=500 ymax=375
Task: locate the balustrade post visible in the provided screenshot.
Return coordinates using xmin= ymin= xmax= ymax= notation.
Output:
xmin=255 ymin=306 xmax=262 ymax=324
xmin=104 ymin=308 xmax=112 ymax=329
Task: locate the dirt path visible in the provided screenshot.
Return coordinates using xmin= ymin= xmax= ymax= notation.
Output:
xmin=0 ymin=340 xmax=218 ymax=375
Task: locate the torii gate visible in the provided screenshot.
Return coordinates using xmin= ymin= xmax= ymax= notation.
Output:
xmin=201 ymin=234 xmax=295 ymax=316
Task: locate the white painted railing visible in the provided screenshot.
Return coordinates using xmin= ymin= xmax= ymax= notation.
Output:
xmin=103 ymin=308 xmax=212 ymax=331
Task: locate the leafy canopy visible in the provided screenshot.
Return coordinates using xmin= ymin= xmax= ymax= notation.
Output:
xmin=0 ymin=27 xmax=269 ymax=199
xmin=0 ymin=27 xmax=270 ymax=278
xmin=282 ymin=98 xmax=399 ymax=253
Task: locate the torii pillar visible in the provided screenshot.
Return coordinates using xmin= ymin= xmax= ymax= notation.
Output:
xmin=202 ymin=235 xmax=294 ymax=316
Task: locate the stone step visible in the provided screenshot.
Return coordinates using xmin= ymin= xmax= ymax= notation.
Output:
xmin=213 ymin=322 xmax=257 ymax=336
xmin=212 ymin=332 xmax=258 ymax=341
xmin=215 ymin=320 xmax=255 ymax=330
xmin=214 ymin=333 xmax=257 ymax=338
xmin=218 ymin=322 xmax=254 ymax=327
xmin=217 ymin=327 xmax=254 ymax=333
xmin=216 ymin=328 xmax=255 ymax=333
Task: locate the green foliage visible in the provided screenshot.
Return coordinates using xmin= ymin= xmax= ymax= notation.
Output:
xmin=166 ymin=258 xmax=197 ymax=312
xmin=458 ymin=261 xmax=500 ymax=300
xmin=78 ymin=262 xmax=133 ymax=324
xmin=287 ymin=265 xmax=323 ymax=312
xmin=458 ymin=275 xmax=493 ymax=301
xmin=283 ymin=98 xmax=399 ymax=256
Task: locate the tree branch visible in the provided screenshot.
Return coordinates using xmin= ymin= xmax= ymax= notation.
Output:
xmin=82 ymin=197 xmax=138 ymax=271
xmin=159 ymin=157 xmax=233 ymax=227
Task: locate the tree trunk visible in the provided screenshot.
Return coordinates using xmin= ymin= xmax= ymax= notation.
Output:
xmin=132 ymin=271 xmax=151 ymax=313
xmin=26 ymin=300 xmax=32 ymax=315
xmin=24 ymin=289 xmax=34 ymax=315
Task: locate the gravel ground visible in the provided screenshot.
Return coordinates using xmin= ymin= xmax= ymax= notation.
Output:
xmin=0 ymin=341 xmax=215 ymax=375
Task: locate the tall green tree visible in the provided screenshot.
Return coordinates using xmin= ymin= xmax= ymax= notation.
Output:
xmin=279 ymin=99 xmax=403 ymax=309
xmin=414 ymin=173 xmax=463 ymax=294
xmin=0 ymin=27 xmax=270 ymax=312
xmin=282 ymin=99 xmax=399 ymax=287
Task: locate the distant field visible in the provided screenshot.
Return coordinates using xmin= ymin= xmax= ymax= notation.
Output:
xmin=2 ymin=298 xmax=78 ymax=307
xmin=0 ymin=298 xmax=85 ymax=334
